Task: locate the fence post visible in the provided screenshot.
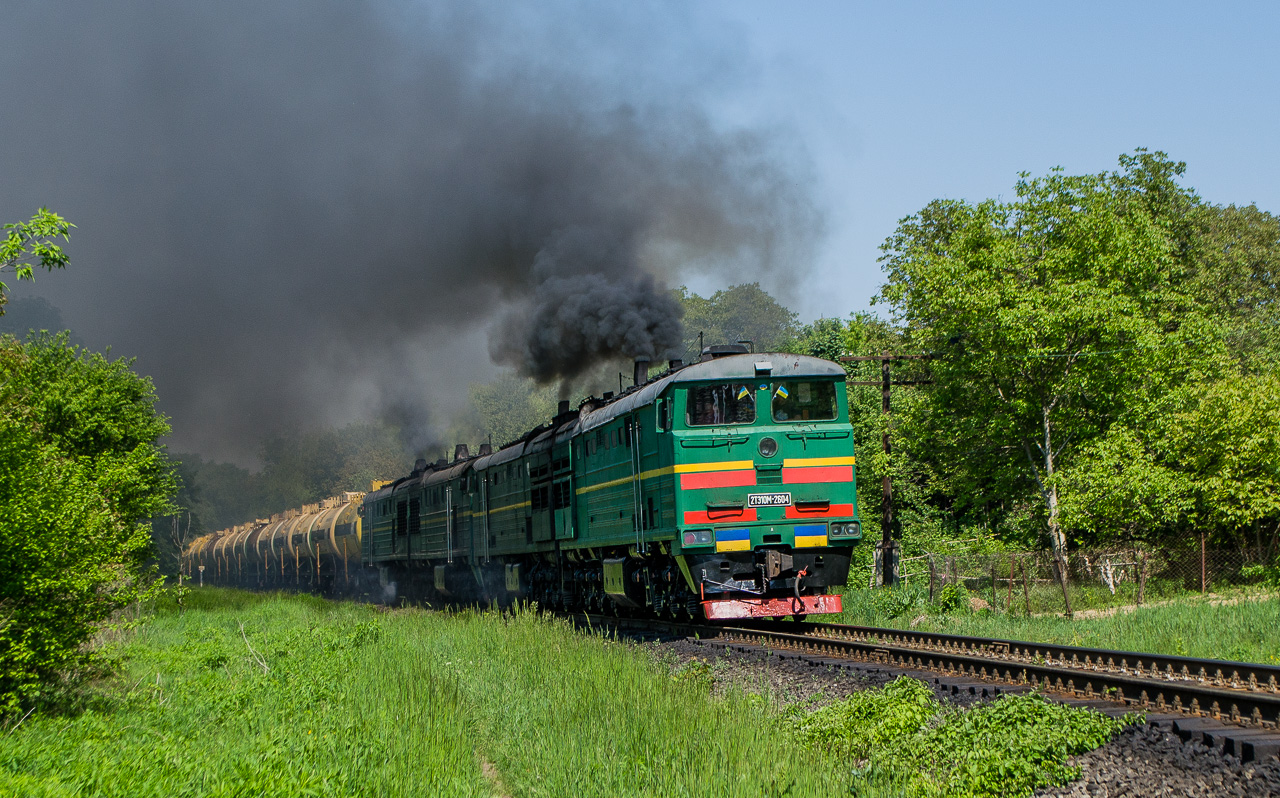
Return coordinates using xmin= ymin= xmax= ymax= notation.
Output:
xmin=1137 ymin=549 xmax=1146 ymax=606
xmin=928 ymin=556 xmax=936 ymax=603
xmin=1200 ymin=530 xmax=1207 ymax=595
xmin=1021 ymin=558 xmax=1031 ymax=616
xmin=1056 ymin=552 xmax=1074 ymax=618
xmin=990 ymin=558 xmax=997 ymax=608
xmin=1007 ymin=554 xmax=1014 ymax=611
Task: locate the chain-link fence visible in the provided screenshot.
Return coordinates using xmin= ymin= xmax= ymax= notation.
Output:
xmin=876 ymin=540 xmax=1279 ymax=616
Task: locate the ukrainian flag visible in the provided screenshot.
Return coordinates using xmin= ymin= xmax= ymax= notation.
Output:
xmin=736 ymin=386 xmax=750 ymax=400
xmin=794 ymin=524 xmax=827 ymax=547
xmin=715 ymin=528 xmax=751 ymax=552
xmin=775 ymin=385 xmax=790 ymax=399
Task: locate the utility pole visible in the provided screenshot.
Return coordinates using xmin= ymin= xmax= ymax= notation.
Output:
xmin=841 ymin=351 xmax=932 ymax=588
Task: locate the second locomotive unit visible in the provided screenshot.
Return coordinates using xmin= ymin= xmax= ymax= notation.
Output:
xmin=186 ymin=345 xmax=862 ymax=619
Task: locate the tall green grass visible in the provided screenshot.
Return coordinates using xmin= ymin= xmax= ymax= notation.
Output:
xmin=0 ymin=590 xmax=843 ymax=797
xmin=0 ymin=590 xmax=487 ymax=797
xmin=425 ymin=609 xmax=840 ymax=797
xmin=839 ymin=583 xmax=1280 ymax=664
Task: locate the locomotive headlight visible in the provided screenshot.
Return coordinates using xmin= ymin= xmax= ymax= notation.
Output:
xmin=682 ymin=529 xmax=713 ymax=547
xmin=830 ymin=522 xmax=862 ymax=539
xmin=758 ymin=436 xmax=778 ymax=458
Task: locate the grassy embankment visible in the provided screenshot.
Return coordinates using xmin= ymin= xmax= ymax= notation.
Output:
xmin=0 ymin=589 xmax=1134 ymax=798
xmin=839 ymin=583 xmax=1280 ymax=664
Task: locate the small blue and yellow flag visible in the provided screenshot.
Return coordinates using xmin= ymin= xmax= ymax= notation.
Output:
xmin=736 ymin=386 xmax=750 ymax=400
xmin=775 ymin=385 xmax=790 ymax=399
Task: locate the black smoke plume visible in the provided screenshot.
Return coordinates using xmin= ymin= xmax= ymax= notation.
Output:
xmin=489 ymin=227 xmax=686 ymax=384
xmin=0 ymin=1 xmax=822 ymax=462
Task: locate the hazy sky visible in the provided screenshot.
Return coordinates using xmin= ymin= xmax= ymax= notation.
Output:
xmin=2 ymin=1 xmax=1275 ymax=461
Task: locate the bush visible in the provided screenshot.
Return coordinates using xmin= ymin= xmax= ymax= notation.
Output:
xmin=934 ymin=582 xmax=970 ymax=613
xmin=0 ymin=334 xmax=175 ymax=715
xmin=1241 ymin=563 xmax=1280 ymax=589
xmin=793 ymin=676 xmax=1137 ymax=797
xmin=793 ymin=676 xmax=939 ymax=760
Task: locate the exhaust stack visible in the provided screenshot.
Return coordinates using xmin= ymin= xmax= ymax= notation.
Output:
xmin=633 ymin=356 xmax=651 ymax=388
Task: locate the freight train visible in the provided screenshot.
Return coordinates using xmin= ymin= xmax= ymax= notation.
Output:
xmin=183 ymin=345 xmax=862 ymax=619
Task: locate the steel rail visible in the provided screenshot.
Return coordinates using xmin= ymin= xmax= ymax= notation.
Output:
xmin=756 ymin=620 xmax=1280 ymax=704
xmin=578 ymin=614 xmax=1280 ymax=730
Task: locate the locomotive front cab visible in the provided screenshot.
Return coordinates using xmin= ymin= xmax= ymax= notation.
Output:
xmin=668 ymin=354 xmax=861 ymax=619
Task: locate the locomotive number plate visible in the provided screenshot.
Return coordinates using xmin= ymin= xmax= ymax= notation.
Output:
xmin=748 ymin=492 xmax=792 ymax=507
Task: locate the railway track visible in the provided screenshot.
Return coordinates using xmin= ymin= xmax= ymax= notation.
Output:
xmin=574 ymin=613 xmax=1280 ymax=762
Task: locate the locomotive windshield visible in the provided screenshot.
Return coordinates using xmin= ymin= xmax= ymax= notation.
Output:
xmin=771 ymin=380 xmax=838 ymax=422
xmin=686 ymin=382 xmax=756 ymax=426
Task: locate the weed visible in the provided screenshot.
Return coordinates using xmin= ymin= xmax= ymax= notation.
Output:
xmin=670 ymin=658 xmax=714 ymax=692
xmin=934 ymin=582 xmax=970 ymax=614
xmin=793 ymin=679 xmax=1138 ymax=797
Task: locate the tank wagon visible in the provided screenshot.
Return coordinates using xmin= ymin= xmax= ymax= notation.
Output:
xmin=184 ymin=346 xmax=863 ymax=619
xmin=184 ymin=493 xmax=366 ymax=592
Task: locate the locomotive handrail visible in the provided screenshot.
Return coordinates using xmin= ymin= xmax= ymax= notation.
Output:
xmin=785 ymin=430 xmax=850 ymax=440
xmin=680 ymin=435 xmax=749 ymax=448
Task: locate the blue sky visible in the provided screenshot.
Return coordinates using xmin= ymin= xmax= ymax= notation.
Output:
xmin=698 ymin=1 xmax=1280 ymax=319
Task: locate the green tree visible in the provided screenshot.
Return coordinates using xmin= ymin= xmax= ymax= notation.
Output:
xmin=782 ymin=313 xmax=938 ymax=548
xmin=257 ymin=422 xmax=409 ymax=512
xmin=1058 ymin=425 xmax=1192 ymax=544
xmin=675 ymin=283 xmax=799 ymax=356
xmin=878 ymin=155 xmax=1226 ymax=556
xmin=1190 ymin=203 xmax=1280 ymax=372
xmin=449 ymin=373 xmax=559 ymax=450
xmin=1161 ymin=375 xmax=1280 ymax=539
xmin=0 ymin=333 xmax=176 ymax=714
xmin=152 ymin=455 xmax=259 ymax=575
xmin=0 ymin=209 xmax=72 ymax=315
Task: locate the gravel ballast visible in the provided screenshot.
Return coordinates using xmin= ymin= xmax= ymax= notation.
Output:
xmin=648 ymin=634 xmax=1280 ymax=797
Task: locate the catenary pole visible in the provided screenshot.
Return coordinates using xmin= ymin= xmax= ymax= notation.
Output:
xmin=842 ymin=351 xmax=932 ymax=588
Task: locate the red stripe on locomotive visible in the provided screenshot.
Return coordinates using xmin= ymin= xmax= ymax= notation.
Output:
xmin=683 ymin=507 xmax=758 ymax=525
xmin=781 ymin=465 xmax=853 ymax=484
xmin=679 ymin=469 xmax=757 ymax=490
xmin=784 ymin=502 xmax=855 ymax=519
